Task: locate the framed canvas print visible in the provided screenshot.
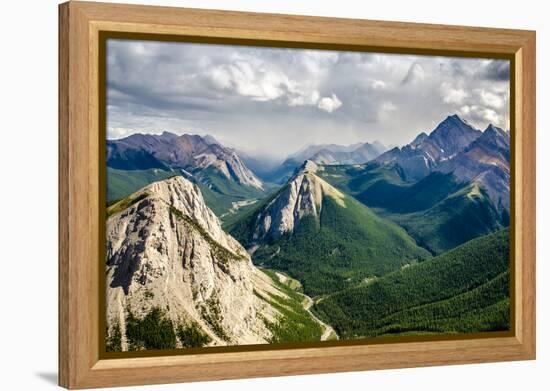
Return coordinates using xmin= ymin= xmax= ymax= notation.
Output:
xmin=59 ymin=1 xmax=536 ymax=389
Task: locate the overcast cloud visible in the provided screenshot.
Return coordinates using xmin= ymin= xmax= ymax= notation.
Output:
xmin=107 ymin=39 xmax=510 ymax=159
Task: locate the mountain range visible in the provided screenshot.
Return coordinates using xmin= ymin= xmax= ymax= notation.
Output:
xmin=289 ymin=141 xmax=387 ymax=165
xmin=105 ymin=176 xmax=324 ymax=351
xmin=229 ymin=160 xmax=431 ymax=295
xmin=374 ymin=114 xmax=510 ymax=213
xmin=106 ymin=132 xmax=270 ymax=219
xmin=263 ymin=141 xmax=388 ymax=184
xmin=374 ymin=115 xmax=482 ymax=179
xmin=104 ymin=113 xmax=511 ymax=349
xmin=107 ymin=131 xmax=263 ymax=189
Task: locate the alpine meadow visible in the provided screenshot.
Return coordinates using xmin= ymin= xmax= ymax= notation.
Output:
xmin=104 ymin=38 xmax=511 ymax=352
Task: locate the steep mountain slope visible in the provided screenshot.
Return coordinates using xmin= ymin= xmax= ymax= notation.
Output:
xmin=105 ymin=176 xmax=321 ymax=351
xmin=374 ymin=114 xmax=482 ymax=180
xmin=107 ymin=132 xmax=262 ymax=189
xmin=435 ymin=124 xmax=510 ymax=212
xmin=318 ymin=164 xmax=506 ymax=254
xmin=313 ymin=229 xmax=510 ymax=338
xmin=385 ymin=182 xmax=505 ymax=254
xmin=106 ymin=166 xmax=266 ymax=222
xmin=373 ymin=115 xmax=510 ymax=214
xmin=106 ymin=132 xmax=268 ymax=216
xmin=106 ymin=167 xmax=176 ymax=203
xmin=230 ymin=161 xmax=431 ymax=296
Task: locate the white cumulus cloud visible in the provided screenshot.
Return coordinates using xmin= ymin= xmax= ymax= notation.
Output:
xmin=440 ymin=82 xmax=468 ymax=105
xmin=371 ymin=80 xmax=387 ymax=90
xmin=317 ymin=94 xmax=342 ymax=113
xmin=478 ymin=89 xmax=505 ymax=109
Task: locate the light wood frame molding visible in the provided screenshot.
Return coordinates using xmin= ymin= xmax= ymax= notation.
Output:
xmin=59 ymin=1 xmax=536 ymax=389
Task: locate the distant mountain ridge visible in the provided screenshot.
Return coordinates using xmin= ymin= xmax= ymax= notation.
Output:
xmin=288 ymin=141 xmax=387 ymax=166
xmin=262 ymin=140 xmax=388 ymax=184
xmin=435 ymin=124 xmax=510 ymax=211
xmin=317 ymin=163 xmax=506 ymax=255
xmin=375 ymin=114 xmax=482 ymax=180
xmin=107 ymin=131 xmax=263 ymax=190
xmin=374 ymin=114 xmax=510 ymax=213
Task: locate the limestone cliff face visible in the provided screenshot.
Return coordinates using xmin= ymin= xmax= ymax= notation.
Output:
xmin=105 ymin=176 xmax=278 ymax=350
xmin=251 ymin=161 xmax=345 ymax=242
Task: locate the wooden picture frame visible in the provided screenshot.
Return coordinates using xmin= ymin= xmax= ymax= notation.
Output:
xmin=59 ymin=1 xmax=536 ymax=389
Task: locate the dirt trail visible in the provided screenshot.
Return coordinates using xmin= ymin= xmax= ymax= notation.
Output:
xmin=274 ymin=273 xmax=338 ymax=341
xmin=300 ymin=294 xmax=338 ymax=341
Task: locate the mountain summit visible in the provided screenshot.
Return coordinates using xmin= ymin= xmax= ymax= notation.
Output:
xmin=105 ymin=176 xmax=321 ymax=350
xmin=248 ymin=160 xmax=346 ymax=242
xmin=427 ymin=114 xmax=481 ymax=156
xmin=374 ymin=114 xmax=482 ymax=180
xmin=230 ymin=161 xmax=430 ymax=295
xmin=107 ymin=132 xmax=263 ymax=190
xmin=435 ymin=123 xmax=510 ymax=211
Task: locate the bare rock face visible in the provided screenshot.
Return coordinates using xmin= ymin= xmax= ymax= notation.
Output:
xmin=194 ymin=142 xmax=264 ymax=189
xmin=105 ymin=176 xmax=277 ymax=350
xmin=107 ymin=132 xmax=263 ymax=190
xmin=435 ymin=124 xmax=510 ymax=211
xmin=374 ymin=116 xmax=510 ymax=213
xmin=375 ymin=115 xmax=482 ymax=180
xmin=252 ymin=161 xmax=345 ymax=242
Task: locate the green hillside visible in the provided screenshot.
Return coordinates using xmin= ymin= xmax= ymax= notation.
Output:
xmin=231 ymin=193 xmax=431 ymax=296
xmin=317 ymin=164 xmax=461 ymax=213
xmin=107 ymin=167 xmax=176 ymax=203
xmin=319 ymin=165 xmax=505 ymax=254
xmin=106 ymin=166 xmax=271 ymax=221
xmin=194 ymin=166 xmax=270 ymax=218
xmin=354 ymin=171 xmax=464 ymax=214
xmin=312 ymin=229 xmax=510 ymax=338
xmin=383 ymin=183 xmax=504 ymax=254
xmin=318 ymin=163 xmax=406 ymax=196
xmin=256 ymin=269 xmax=323 ymax=343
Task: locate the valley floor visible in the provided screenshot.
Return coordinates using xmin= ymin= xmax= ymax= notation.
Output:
xmin=272 ymin=271 xmax=338 ymax=341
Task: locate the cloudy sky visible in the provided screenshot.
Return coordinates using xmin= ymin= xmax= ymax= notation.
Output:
xmin=107 ymin=39 xmax=510 ymax=159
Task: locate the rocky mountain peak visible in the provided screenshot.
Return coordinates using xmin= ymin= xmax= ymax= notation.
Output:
xmin=299 ymin=160 xmax=319 ymax=174
xmin=427 ymin=114 xmax=481 ymax=152
xmin=483 ymin=124 xmax=509 ymax=139
xmin=202 ymin=134 xmax=220 ymax=146
xmin=373 ymin=114 xmax=483 ymax=181
xmin=435 ymin=122 xmax=511 ymax=212
xmin=160 ymin=130 xmax=178 ymax=139
xmin=410 ymin=132 xmax=428 ymax=147
xmin=107 ymin=132 xmax=264 ymax=190
xmin=251 ymin=167 xmax=345 ymax=242
xmin=105 ymin=176 xmax=279 ymax=349
xmin=472 ymin=124 xmax=510 ymax=154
